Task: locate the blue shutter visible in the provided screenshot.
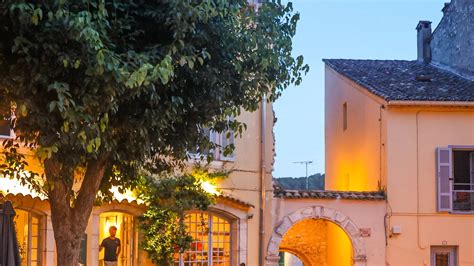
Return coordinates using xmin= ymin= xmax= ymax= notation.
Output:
xmin=436 ymin=147 xmax=452 ymax=212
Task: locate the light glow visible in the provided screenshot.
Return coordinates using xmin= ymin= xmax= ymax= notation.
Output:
xmin=200 ymin=180 xmax=219 ymax=195
xmin=0 ymin=176 xmax=45 ymax=200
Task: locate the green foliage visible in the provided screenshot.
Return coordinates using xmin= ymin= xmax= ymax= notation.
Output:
xmin=137 ymin=169 xmax=220 ymax=265
xmin=0 ymin=0 xmax=307 ymax=196
xmin=0 ymin=0 xmax=306 ymax=262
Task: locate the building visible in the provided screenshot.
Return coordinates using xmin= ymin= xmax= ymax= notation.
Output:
xmin=0 ymin=94 xmax=274 ymax=266
xmin=1 ymin=0 xmax=473 ymax=265
xmin=267 ymin=1 xmax=473 ymax=266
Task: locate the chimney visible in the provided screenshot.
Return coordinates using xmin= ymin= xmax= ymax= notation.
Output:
xmin=416 ymin=21 xmax=432 ymax=63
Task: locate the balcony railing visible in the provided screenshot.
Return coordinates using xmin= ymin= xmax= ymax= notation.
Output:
xmin=453 ymin=183 xmax=474 ymax=212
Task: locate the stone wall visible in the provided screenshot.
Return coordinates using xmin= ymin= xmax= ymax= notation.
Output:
xmin=430 ymin=0 xmax=474 ymax=77
xmin=279 ymin=219 xmax=328 ymax=265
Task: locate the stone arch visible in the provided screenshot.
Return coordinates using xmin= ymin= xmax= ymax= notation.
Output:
xmin=266 ymin=206 xmax=367 ymax=266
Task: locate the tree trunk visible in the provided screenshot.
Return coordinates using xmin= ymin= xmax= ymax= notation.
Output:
xmin=45 ymin=155 xmax=109 ymax=266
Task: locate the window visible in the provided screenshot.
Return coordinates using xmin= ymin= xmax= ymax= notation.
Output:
xmin=14 ymin=209 xmax=42 ymax=266
xmin=174 ymin=212 xmax=232 ymax=266
xmin=189 ymin=126 xmax=236 ymax=161
xmin=431 ymin=246 xmax=457 ymax=266
xmin=436 ymin=147 xmax=474 ymax=212
xmin=0 ymin=118 xmax=13 ymax=138
xmin=342 ymin=102 xmax=348 ymax=131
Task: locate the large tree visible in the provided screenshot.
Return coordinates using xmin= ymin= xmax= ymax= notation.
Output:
xmin=0 ymin=0 xmax=307 ymax=264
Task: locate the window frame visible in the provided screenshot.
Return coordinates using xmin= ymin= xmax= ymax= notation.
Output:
xmin=187 ymin=127 xmax=236 ymax=162
xmin=430 ymin=246 xmax=458 ymax=266
xmin=14 ymin=209 xmax=43 ymax=266
xmin=437 ymin=146 xmax=474 ymax=214
xmin=176 ymin=211 xmax=233 ymax=266
xmin=0 ymin=117 xmax=15 ymax=139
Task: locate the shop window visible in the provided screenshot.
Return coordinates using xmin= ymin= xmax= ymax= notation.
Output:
xmin=174 ymin=212 xmax=232 ymax=266
xmin=14 ymin=209 xmax=42 ymax=266
xmin=99 ymin=212 xmax=137 ymax=266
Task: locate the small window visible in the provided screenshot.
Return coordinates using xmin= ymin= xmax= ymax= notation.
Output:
xmin=342 ymin=102 xmax=348 ymax=131
xmin=0 ymin=119 xmax=12 ymax=138
xmin=188 ymin=122 xmax=236 ymax=162
xmin=431 ymin=246 xmax=457 ymax=266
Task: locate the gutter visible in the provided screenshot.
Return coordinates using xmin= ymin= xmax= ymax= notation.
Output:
xmin=387 ymin=100 xmax=474 ymax=108
xmin=259 ymin=95 xmax=267 ymax=266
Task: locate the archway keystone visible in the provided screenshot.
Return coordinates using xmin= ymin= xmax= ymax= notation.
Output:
xmin=266 ymin=206 xmax=367 ymax=266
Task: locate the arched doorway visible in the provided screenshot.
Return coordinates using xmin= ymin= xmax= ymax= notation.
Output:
xmin=266 ymin=206 xmax=367 ymax=266
xmin=279 ymin=218 xmax=352 ymax=265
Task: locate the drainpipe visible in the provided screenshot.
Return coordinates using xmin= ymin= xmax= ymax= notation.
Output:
xmin=259 ymin=95 xmax=267 ymax=266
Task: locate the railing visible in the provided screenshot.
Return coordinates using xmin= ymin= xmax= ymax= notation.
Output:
xmin=453 ymin=183 xmax=474 ymax=212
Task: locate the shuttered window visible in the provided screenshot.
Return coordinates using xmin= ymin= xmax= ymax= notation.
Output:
xmin=436 ymin=147 xmax=453 ymax=212
xmin=437 ymin=147 xmax=474 ymax=213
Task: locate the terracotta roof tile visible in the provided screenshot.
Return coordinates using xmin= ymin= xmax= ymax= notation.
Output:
xmin=217 ymin=193 xmax=254 ymax=208
xmin=274 ymin=189 xmax=385 ymax=201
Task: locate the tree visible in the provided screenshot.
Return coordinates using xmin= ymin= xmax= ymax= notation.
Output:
xmin=0 ymin=0 xmax=307 ymax=265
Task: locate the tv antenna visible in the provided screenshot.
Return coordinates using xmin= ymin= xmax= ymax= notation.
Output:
xmin=293 ymin=161 xmax=313 ymax=190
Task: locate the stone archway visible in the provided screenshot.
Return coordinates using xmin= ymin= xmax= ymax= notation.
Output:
xmin=266 ymin=206 xmax=367 ymax=266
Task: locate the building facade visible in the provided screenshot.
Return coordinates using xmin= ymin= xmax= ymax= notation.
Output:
xmin=0 ymin=99 xmax=275 ymax=266
xmin=1 ymin=0 xmax=473 ymax=265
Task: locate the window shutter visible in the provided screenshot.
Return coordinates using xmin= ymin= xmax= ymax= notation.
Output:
xmin=436 ymin=147 xmax=452 ymax=212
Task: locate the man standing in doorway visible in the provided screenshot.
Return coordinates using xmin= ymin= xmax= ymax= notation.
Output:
xmin=100 ymin=226 xmax=121 ymax=266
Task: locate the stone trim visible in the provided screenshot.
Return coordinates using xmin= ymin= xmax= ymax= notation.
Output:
xmin=266 ymin=206 xmax=367 ymax=266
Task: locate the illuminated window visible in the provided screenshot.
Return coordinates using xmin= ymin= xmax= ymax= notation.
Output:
xmin=99 ymin=212 xmax=137 ymax=266
xmin=14 ymin=209 xmax=42 ymax=266
xmin=175 ymin=212 xmax=231 ymax=266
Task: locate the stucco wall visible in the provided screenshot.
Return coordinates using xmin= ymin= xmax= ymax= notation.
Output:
xmin=211 ymin=101 xmax=275 ymax=266
xmin=431 ymin=0 xmax=474 ymax=77
xmin=325 ymin=66 xmax=386 ymax=191
xmin=385 ymin=108 xmax=474 ymax=265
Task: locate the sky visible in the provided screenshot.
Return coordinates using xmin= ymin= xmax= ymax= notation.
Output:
xmin=273 ymin=0 xmax=447 ymax=178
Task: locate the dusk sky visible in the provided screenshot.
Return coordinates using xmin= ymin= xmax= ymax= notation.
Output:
xmin=273 ymin=0 xmax=446 ymax=178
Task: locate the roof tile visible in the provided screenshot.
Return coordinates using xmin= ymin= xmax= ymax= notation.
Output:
xmin=323 ymin=59 xmax=474 ymax=102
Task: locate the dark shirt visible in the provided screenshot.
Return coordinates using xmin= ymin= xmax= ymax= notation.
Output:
xmin=101 ymin=237 xmax=121 ymax=262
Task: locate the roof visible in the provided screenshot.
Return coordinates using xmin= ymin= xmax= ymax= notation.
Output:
xmin=217 ymin=193 xmax=254 ymax=208
xmin=323 ymin=59 xmax=474 ymax=102
xmin=274 ymin=189 xmax=385 ymax=201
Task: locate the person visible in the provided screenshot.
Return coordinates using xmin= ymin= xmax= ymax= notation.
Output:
xmin=100 ymin=226 xmax=121 ymax=266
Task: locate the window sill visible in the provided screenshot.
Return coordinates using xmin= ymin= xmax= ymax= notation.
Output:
xmin=450 ymin=211 xmax=474 ymax=215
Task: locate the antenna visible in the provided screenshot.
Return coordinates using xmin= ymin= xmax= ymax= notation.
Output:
xmin=293 ymin=161 xmax=313 ymax=190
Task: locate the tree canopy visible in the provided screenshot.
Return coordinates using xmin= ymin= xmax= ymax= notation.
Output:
xmin=0 ymin=0 xmax=307 ymax=264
